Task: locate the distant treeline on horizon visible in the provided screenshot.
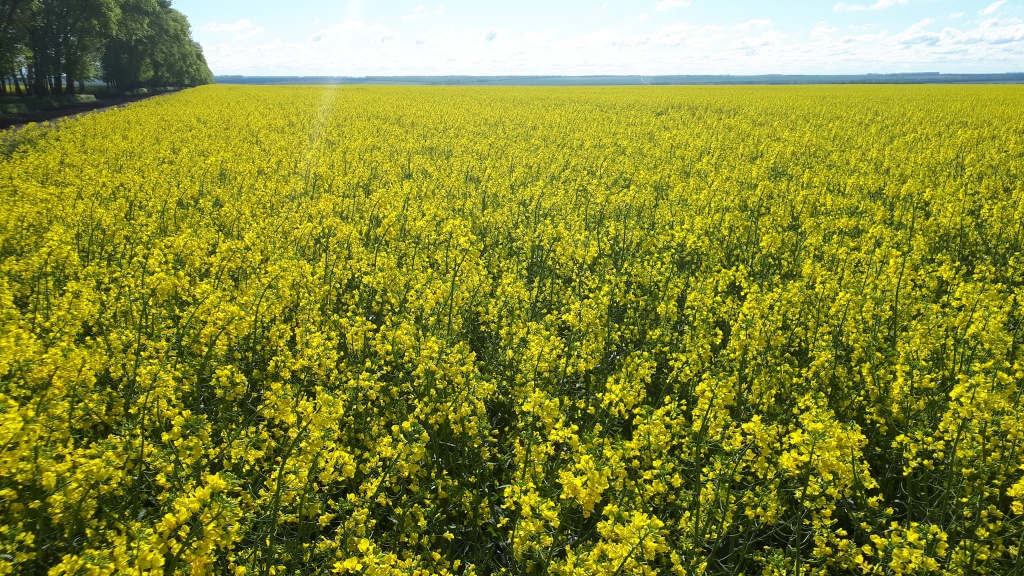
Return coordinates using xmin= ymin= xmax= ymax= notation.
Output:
xmin=213 ymin=72 xmax=1024 ymax=86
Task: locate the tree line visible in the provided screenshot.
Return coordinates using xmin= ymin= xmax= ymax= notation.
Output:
xmin=0 ymin=0 xmax=212 ymax=97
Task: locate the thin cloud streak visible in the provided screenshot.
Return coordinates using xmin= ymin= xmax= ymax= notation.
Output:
xmin=205 ymin=19 xmax=256 ymax=33
xmin=655 ymin=0 xmax=691 ymax=11
xmin=981 ymin=1 xmax=1006 ymax=16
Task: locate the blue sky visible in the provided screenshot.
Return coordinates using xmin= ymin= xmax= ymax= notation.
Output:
xmin=175 ymin=0 xmax=1024 ymax=75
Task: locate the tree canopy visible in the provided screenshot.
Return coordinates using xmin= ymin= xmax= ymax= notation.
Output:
xmin=0 ymin=0 xmax=212 ymax=96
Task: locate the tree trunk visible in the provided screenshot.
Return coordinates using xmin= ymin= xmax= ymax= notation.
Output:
xmin=62 ymin=33 xmax=75 ymax=96
xmin=53 ymin=72 xmax=62 ymax=95
xmin=14 ymin=73 xmax=23 ymax=97
xmin=31 ymin=56 xmax=47 ymax=97
xmin=78 ymin=80 xmax=85 ymax=94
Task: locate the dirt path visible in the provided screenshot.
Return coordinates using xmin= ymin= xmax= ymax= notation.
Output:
xmin=1 ymin=91 xmax=177 ymax=130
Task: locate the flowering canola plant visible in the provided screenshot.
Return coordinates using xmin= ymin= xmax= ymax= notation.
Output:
xmin=1 ymin=84 xmax=1022 ymax=575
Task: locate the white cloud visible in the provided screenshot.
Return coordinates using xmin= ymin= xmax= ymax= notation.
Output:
xmin=895 ymin=18 xmax=939 ymax=45
xmin=403 ymin=5 xmax=430 ymax=20
xmin=655 ymin=0 xmax=690 ymax=11
xmin=870 ymin=0 xmax=908 ymax=9
xmin=205 ymin=19 xmax=256 ymax=33
xmin=728 ymin=30 xmax=788 ymax=51
xmin=981 ymin=1 xmax=1006 ymax=16
xmin=834 ymin=3 xmax=866 ymax=12
xmin=205 ymin=19 xmax=266 ymax=41
xmin=811 ymin=21 xmax=838 ymax=39
xmin=403 ymin=4 xmax=444 ymax=20
xmin=734 ymin=19 xmax=771 ymax=31
xmin=905 ymin=18 xmax=935 ymax=32
xmin=964 ymin=17 xmax=1024 ymax=44
xmin=308 ymin=20 xmax=401 ymax=45
xmin=234 ymin=27 xmax=266 ymax=41
xmin=646 ymin=22 xmax=703 ymax=47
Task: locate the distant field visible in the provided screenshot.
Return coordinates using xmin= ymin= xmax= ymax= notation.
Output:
xmin=1 ymin=85 xmax=1022 ymax=575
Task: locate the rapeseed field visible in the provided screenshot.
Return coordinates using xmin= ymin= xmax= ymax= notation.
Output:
xmin=1 ymin=84 xmax=1022 ymax=575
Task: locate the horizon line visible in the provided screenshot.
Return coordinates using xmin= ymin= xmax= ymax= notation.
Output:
xmin=209 ymin=72 xmax=1024 ymax=86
